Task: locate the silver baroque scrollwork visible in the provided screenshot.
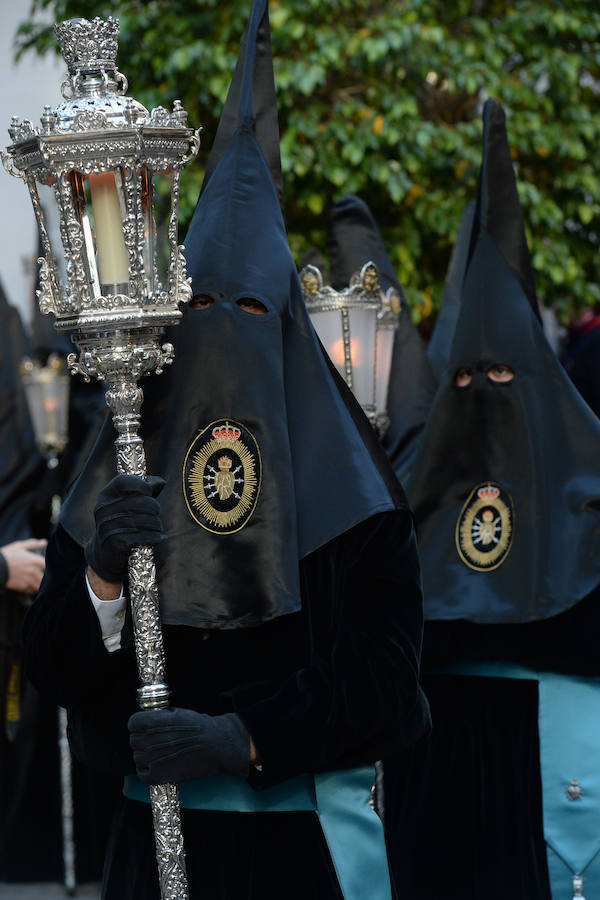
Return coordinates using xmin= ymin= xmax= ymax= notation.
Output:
xmin=72 ymin=110 xmax=112 ymax=132
xmin=121 ymin=167 xmax=144 ymax=300
xmin=8 ymin=118 xmax=39 ymax=143
xmin=180 ymin=128 xmax=201 ymax=166
xmin=171 ymin=247 xmax=192 ymax=306
xmin=1 ymin=150 xmax=25 ymax=180
xmin=10 ymin=149 xmax=45 ymax=173
xmin=150 ymin=783 xmax=189 ymax=898
xmin=115 ymin=441 xmax=145 ymax=475
xmin=148 ymin=106 xmax=176 ymax=127
xmin=116 ymin=423 xmax=188 ymax=896
xmin=53 ymin=172 xmax=91 ymax=312
xmin=128 ymin=545 xmax=165 ymax=685
xmin=67 ymin=352 xmax=93 ymax=381
xmin=36 ymin=257 xmax=58 ymax=314
xmin=156 ymin=343 xmax=174 ymax=374
xmin=54 ymin=17 xmax=120 ymax=73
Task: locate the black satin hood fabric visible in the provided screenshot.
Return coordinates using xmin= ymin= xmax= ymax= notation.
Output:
xmin=327 ymin=194 xmax=437 ymax=482
xmin=200 ymin=0 xmax=283 ymax=210
xmin=407 ymin=100 xmax=600 ymax=624
xmin=426 ymin=201 xmax=475 ymax=381
xmin=60 ymin=0 xmax=403 ymax=630
xmin=471 ymin=102 xmax=540 ymax=322
xmin=0 ymin=286 xmax=45 ymax=543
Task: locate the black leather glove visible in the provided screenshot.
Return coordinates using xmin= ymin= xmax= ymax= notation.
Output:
xmin=128 ymin=708 xmax=251 ymax=785
xmin=85 ymin=474 xmax=165 ymax=583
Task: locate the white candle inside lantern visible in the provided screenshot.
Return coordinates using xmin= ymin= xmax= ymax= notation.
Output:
xmin=88 ymin=172 xmax=129 ymax=287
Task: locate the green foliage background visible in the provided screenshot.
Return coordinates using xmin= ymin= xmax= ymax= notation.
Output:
xmin=16 ymin=0 xmax=600 ymax=323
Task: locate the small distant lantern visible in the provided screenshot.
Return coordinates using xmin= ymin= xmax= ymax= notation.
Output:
xmin=20 ymin=353 xmax=70 ymax=465
xmin=301 ymin=261 xmax=400 ymax=437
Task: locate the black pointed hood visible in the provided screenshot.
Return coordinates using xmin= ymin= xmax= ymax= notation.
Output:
xmin=327 ymin=194 xmax=437 ymax=481
xmin=426 ymin=201 xmax=475 ymax=381
xmin=200 ymin=0 xmax=283 ymax=209
xmin=470 ymin=100 xmax=540 ymax=321
xmin=61 ymin=0 xmax=404 ymax=631
xmin=0 ymin=280 xmax=44 ymax=542
xmin=406 ymin=98 xmax=600 ymax=623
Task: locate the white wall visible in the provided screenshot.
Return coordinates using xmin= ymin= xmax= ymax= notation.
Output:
xmin=0 ymin=6 xmax=62 ymax=323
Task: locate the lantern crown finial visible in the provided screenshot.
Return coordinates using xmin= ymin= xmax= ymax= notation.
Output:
xmin=54 ymin=16 xmax=120 ymax=75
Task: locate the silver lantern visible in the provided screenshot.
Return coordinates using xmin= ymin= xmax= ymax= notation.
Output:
xmin=301 ymin=261 xmax=400 ymax=437
xmin=3 ymin=16 xmax=201 ymax=899
xmin=20 ymin=354 xmax=70 ymax=466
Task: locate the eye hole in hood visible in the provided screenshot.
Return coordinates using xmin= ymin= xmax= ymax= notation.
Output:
xmin=454 ymin=364 xmax=515 ymax=387
xmin=487 ymin=364 xmax=514 ymax=383
xmin=237 ymin=298 xmax=267 ymax=315
xmin=190 ymin=294 xmax=214 ymax=310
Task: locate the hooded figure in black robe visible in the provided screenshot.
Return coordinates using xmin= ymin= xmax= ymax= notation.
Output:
xmin=22 ymin=3 xmax=429 ymax=897
xmin=327 ymin=195 xmax=438 ymax=483
xmin=0 ymin=277 xmax=116 ymax=885
xmin=0 ymin=280 xmax=59 ymax=882
xmin=385 ymin=99 xmax=600 ymax=900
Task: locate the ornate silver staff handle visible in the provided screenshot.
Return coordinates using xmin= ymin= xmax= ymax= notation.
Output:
xmin=70 ymin=345 xmax=189 ymax=898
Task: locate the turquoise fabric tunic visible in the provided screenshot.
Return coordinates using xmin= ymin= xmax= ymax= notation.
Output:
xmin=124 ymin=765 xmax=392 ymax=900
xmin=441 ymin=661 xmax=600 ymax=899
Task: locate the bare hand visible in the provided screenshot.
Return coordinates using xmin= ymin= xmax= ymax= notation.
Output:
xmin=2 ymin=539 xmax=47 ymax=595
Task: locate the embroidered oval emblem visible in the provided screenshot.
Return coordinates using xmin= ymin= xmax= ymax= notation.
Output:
xmin=455 ymin=482 xmax=514 ymax=572
xmin=183 ymin=419 xmax=261 ymax=534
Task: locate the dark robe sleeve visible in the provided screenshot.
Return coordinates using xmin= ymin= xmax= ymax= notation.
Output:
xmin=233 ymin=510 xmax=430 ymax=785
xmin=22 ymin=525 xmax=137 ymax=773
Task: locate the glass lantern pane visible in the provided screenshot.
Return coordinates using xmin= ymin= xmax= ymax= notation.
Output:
xmin=153 ymin=170 xmax=175 ymax=290
xmin=375 ymin=328 xmax=395 ymax=415
xmin=140 ymin=167 xmax=156 ymax=294
xmin=309 ymin=310 xmax=346 ymax=381
xmin=348 ymin=306 xmax=377 ymax=409
xmin=68 ymin=171 xmax=101 ymax=298
xmin=36 ymin=181 xmax=70 ymax=299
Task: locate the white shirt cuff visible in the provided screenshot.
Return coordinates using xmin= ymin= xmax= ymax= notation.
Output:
xmin=86 ymin=573 xmax=126 ymax=653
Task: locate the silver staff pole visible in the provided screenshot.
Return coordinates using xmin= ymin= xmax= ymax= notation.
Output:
xmin=5 ymin=17 xmax=201 ymax=898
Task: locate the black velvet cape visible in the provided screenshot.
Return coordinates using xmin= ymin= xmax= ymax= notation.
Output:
xmin=384 ymin=596 xmax=600 ymax=900
xmin=23 ymin=509 xmax=429 ymax=898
